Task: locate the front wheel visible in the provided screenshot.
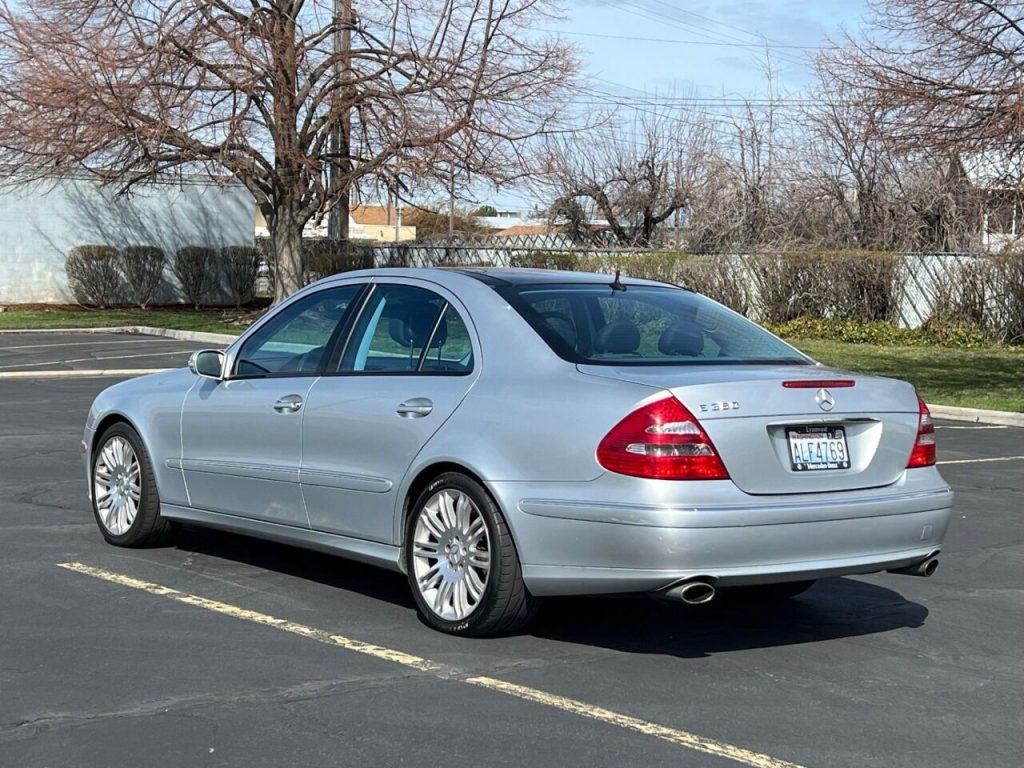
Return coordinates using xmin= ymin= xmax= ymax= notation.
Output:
xmin=405 ymin=473 xmax=534 ymax=636
xmin=91 ymin=423 xmax=173 ymax=547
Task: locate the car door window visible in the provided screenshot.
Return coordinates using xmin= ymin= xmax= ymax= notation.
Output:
xmin=340 ymin=285 xmax=473 ymax=374
xmin=235 ymin=285 xmax=362 ymax=376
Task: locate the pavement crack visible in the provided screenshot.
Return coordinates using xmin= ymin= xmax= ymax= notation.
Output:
xmin=0 ymin=672 xmax=434 ymax=744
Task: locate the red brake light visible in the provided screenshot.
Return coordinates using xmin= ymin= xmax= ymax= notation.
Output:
xmin=597 ymin=395 xmax=729 ymax=480
xmin=907 ymin=396 xmax=936 ymax=468
xmin=782 ymin=380 xmax=856 ymax=388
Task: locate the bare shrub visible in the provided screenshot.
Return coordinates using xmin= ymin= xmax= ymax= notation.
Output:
xmin=507 ymin=251 xmax=580 ymax=271
xmin=676 ymin=256 xmax=750 ymax=314
xmin=928 ymin=258 xmax=991 ymax=330
xmin=303 ymin=240 xmax=374 ymax=282
xmin=173 ymin=246 xmax=217 ymax=309
xmin=118 ymin=246 xmax=166 ymax=309
xmin=992 ymin=253 xmax=1024 ymax=344
xmin=748 ymin=254 xmax=821 ymax=322
xmin=65 ymin=245 xmax=124 ymax=307
xmin=221 ymin=246 xmax=261 ymax=308
xmin=748 ymin=252 xmax=898 ymax=323
xmin=824 ymin=252 xmax=899 ymax=322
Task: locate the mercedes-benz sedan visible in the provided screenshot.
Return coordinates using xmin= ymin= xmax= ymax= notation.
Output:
xmin=82 ymin=268 xmax=953 ymax=635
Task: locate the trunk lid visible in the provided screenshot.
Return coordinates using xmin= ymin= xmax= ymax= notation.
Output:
xmin=578 ymin=364 xmax=921 ymax=494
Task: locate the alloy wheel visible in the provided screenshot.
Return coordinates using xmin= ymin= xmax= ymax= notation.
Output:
xmin=93 ymin=436 xmax=142 ymax=536
xmin=411 ymin=488 xmax=491 ymax=621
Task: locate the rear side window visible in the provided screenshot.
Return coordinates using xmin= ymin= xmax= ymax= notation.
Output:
xmin=340 ymin=284 xmax=473 ymax=374
xmin=500 ymin=284 xmax=810 ymax=367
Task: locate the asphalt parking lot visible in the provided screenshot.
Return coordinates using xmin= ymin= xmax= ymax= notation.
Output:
xmin=1 ymin=331 xmax=1021 ymax=768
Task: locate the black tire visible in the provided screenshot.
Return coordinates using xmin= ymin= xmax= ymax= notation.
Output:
xmin=404 ymin=472 xmax=534 ymax=637
xmin=727 ymin=580 xmax=816 ymax=603
xmin=90 ymin=422 xmax=173 ymax=548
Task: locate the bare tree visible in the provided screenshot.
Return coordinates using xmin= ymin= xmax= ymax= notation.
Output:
xmin=0 ymin=0 xmax=577 ymax=302
xmin=827 ymin=0 xmax=1024 ymax=178
xmin=797 ymin=66 xmax=904 ymax=249
xmin=536 ymin=96 xmax=714 ymax=247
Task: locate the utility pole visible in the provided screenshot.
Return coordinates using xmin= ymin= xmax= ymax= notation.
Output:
xmin=328 ymin=0 xmax=353 ymax=244
xmin=448 ymin=164 xmax=456 ymax=239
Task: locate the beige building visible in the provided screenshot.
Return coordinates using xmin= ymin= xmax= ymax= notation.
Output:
xmin=255 ymin=205 xmax=416 ymax=243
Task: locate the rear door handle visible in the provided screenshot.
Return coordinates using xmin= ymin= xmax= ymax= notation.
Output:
xmin=397 ymin=398 xmax=433 ymax=418
xmin=273 ymin=395 xmax=304 ymax=413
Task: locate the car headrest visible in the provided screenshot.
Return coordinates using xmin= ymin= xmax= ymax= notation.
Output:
xmin=658 ymin=319 xmax=704 ymax=356
xmin=594 ymin=320 xmax=641 ymax=354
xmin=389 ymin=306 xmax=447 ymax=349
xmin=540 ymin=311 xmax=577 ymax=350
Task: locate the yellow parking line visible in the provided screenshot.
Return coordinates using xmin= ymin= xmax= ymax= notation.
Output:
xmin=466 ymin=676 xmax=804 ymax=768
xmin=58 ymin=561 xmax=807 ymax=768
xmin=939 ymin=455 xmax=1024 ymax=465
xmin=57 ymin=562 xmax=439 ymax=671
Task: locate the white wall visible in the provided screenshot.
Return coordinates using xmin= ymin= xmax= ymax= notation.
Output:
xmin=0 ymin=175 xmax=255 ymax=304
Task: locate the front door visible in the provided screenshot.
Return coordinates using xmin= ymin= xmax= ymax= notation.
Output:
xmin=180 ymin=284 xmax=363 ymax=525
xmin=300 ymin=281 xmax=479 ymax=543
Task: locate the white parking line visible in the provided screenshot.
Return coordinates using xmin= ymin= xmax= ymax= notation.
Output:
xmin=935 ymin=425 xmax=1009 ymax=430
xmin=0 ymin=350 xmax=194 ymax=370
xmin=58 ymin=561 xmax=807 ymax=768
xmin=0 ymin=339 xmax=184 ymax=351
xmin=0 ymin=369 xmax=170 ymax=379
xmin=938 ymin=456 xmax=1024 ymax=465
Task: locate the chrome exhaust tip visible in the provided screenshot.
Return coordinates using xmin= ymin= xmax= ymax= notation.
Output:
xmin=664 ymin=580 xmax=717 ymax=605
xmin=889 ymin=554 xmax=940 ymax=578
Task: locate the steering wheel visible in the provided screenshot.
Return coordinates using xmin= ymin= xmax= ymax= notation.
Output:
xmin=236 ymin=358 xmax=271 ymax=375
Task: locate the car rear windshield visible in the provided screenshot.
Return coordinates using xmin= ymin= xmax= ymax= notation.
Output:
xmin=499 ymin=283 xmax=811 ymax=367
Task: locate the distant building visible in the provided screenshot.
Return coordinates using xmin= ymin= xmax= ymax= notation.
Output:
xmin=254 ymin=204 xmax=416 ymax=243
xmin=0 ymin=174 xmax=254 ymax=304
xmin=494 ymin=223 xmax=565 ymax=237
xmin=959 ymin=153 xmax=1024 ymax=252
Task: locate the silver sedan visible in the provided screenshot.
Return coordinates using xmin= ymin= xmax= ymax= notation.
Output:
xmin=82 ymin=268 xmax=953 ymax=635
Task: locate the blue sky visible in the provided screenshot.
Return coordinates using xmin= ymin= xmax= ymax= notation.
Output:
xmin=480 ymin=1 xmax=870 ymax=211
xmin=551 ymin=0 xmax=870 ymax=98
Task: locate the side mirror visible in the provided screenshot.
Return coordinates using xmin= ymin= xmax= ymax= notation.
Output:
xmin=188 ymin=349 xmax=226 ymax=380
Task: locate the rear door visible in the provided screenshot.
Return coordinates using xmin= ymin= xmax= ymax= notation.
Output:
xmin=300 ymin=280 xmax=480 ymax=543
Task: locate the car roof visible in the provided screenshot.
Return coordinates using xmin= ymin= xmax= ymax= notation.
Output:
xmin=446 ymin=267 xmax=672 ymax=287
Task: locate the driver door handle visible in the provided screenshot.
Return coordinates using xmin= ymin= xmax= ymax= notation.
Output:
xmin=273 ymin=395 xmax=304 ymax=413
xmin=397 ymin=398 xmax=433 ymax=418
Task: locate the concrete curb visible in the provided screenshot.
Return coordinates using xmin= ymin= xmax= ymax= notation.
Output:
xmin=0 ymin=325 xmax=238 ymax=345
xmin=928 ymin=404 xmax=1024 ymax=428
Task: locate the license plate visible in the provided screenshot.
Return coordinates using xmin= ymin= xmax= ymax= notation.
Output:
xmin=787 ymin=425 xmax=851 ymax=471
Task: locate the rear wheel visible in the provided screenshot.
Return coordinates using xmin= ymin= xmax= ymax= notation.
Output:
xmin=405 ymin=472 xmax=534 ymax=636
xmin=91 ymin=423 xmax=172 ymax=547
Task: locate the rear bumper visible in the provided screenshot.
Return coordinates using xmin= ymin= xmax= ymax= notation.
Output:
xmin=489 ymin=469 xmax=954 ymax=596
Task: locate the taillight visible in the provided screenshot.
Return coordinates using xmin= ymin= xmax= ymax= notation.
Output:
xmin=907 ymin=396 xmax=936 ymax=468
xmin=597 ymin=395 xmax=729 ymax=480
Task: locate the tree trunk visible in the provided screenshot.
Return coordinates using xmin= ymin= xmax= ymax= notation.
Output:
xmin=270 ymin=203 xmax=304 ymax=304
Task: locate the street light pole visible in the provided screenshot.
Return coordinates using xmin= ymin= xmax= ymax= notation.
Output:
xmin=328 ymin=0 xmax=353 ymax=243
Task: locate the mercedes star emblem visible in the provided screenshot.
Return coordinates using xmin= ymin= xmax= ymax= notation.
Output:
xmin=816 ymin=388 xmax=836 ymax=412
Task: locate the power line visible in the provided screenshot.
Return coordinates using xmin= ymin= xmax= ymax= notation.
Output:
xmin=612 ymin=0 xmax=810 ymax=69
xmin=548 ymin=29 xmax=834 ymax=51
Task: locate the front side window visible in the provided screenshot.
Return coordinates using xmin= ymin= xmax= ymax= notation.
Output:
xmin=340 ymin=284 xmax=473 ymax=374
xmin=235 ymin=285 xmax=362 ymax=376
xmin=500 ymin=283 xmax=810 ymax=367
